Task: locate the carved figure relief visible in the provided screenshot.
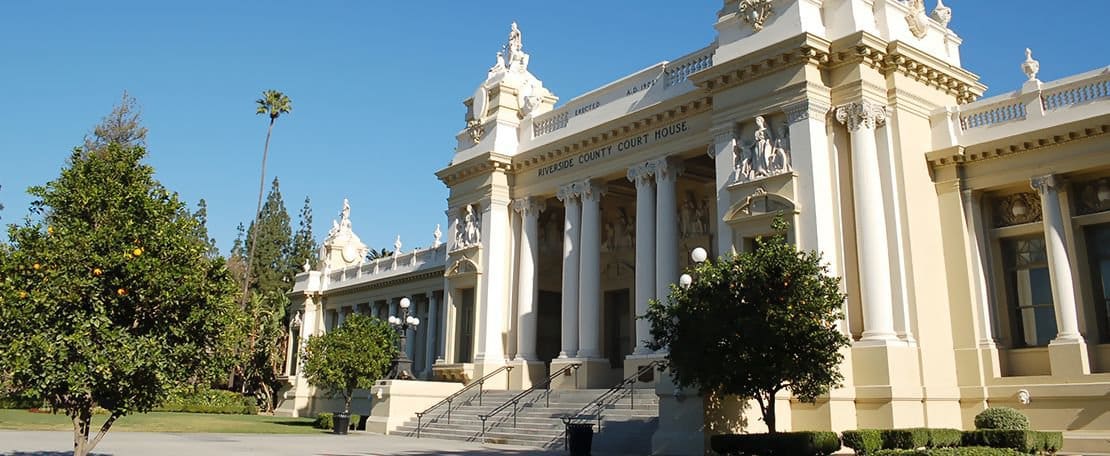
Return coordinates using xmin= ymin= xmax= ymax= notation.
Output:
xmin=738 ymin=0 xmax=775 ymax=33
xmin=735 ymin=116 xmax=792 ymax=183
xmin=905 ymin=0 xmax=929 ymax=39
xmin=993 ymin=192 xmax=1042 ymax=228
xmin=466 ymin=119 xmax=484 ymax=145
xmin=453 ymin=204 xmax=482 ymax=249
xmin=618 ymin=207 xmax=635 ymax=248
xmin=1076 ymin=178 xmax=1110 ymax=215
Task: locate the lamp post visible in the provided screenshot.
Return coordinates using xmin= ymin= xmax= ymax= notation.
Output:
xmin=679 ymin=247 xmax=709 ymax=289
xmin=388 ymin=297 xmax=420 ymax=380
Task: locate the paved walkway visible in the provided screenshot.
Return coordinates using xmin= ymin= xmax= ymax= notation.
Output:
xmin=0 ymin=431 xmax=564 ymax=456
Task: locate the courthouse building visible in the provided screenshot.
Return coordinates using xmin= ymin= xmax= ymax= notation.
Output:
xmin=278 ymin=0 xmax=1110 ymax=453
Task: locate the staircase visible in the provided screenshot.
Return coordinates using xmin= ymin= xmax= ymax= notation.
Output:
xmin=393 ymin=387 xmax=660 ymax=451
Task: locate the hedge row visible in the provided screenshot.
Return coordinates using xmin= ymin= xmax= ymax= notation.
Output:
xmin=153 ymin=389 xmax=258 ymax=415
xmin=872 ymin=448 xmax=1029 ymax=456
xmin=313 ymin=413 xmax=364 ymax=431
xmin=962 ymin=430 xmax=1062 ymax=454
xmin=844 ymin=429 xmax=1062 ymax=455
xmin=710 ymin=431 xmax=841 ymax=455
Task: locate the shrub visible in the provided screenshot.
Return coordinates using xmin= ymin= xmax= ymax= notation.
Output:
xmin=0 ymin=395 xmax=41 ymax=410
xmin=873 ymin=448 xmax=1027 ymax=455
xmin=710 ymin=431 xmax=841 ymax=455
xmin=926 ymin=429 xmax=964 ymax=448
xmin=349 ymin=414 xmax=361 ymax=431
xmin=313 ymin=412 xmax=334 ymax=430
xmin=843 ymin=429 xmax=883 ymax=454
xmin=974 ymin=408 xmax=1030 ymax=430
xmin=1039 ymin=431 xmax=1062 ymax=453
xmin=882 ymin=429 xmax=932 ymax=449
xmin=154 ymin=389 xmax=258 ymax=415
xmin=962 ymin=430 xmax=1058 ymax=453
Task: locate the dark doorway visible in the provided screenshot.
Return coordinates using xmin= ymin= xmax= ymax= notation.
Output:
xmin=455 ymin=288 xmax=475 ymax=363
xmin=536 ymin=290 xmax=562 ymax=364
xmin=604 ymin=289 xmax=632 ymax=368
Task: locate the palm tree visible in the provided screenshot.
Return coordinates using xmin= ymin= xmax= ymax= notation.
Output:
xmin=242 ymin=90 xmax=292 ymax=306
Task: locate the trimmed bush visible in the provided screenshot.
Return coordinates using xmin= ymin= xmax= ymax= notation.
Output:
xmin=882 ymin=429 xmax=932 ymax=449
xmin=973 ymin=408 xmax=1030 ymax=431
xmin=349 ymin=414 xmax=361 ymax=431
xmin=710 ymin=431 xmax=841 ymax=455
xmin=154 ymin=389 xmax=258 ymax=415
xmin=313 ymin=412 xmax=334 ymax=430
xmin=873 ymin=448 xmax=1027 ymax=456
xmin=843 ymin=429 xmax=884 ymax=454
xmin=962 ymin=430 xmax=1053 ymax=453
xmin=926 ymin=429 xmax=964 ymax=448
xmin=1040 ymin=431 xmax=1062 ymax=453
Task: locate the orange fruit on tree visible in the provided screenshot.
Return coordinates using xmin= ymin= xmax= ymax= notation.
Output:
xmin=117 ymin=288 xmax=127 ymax=296
xmin=19 ymin=291 xmax=28 ymax=299
xmin=93 ymin=268 xmax=103 ymax=276
xmin=33 ymin=263 xmax=41 ymax=270
xmin=133 ymin=248 xmax=143 ymax=257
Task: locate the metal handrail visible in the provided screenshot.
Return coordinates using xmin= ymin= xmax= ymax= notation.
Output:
xmin=414 ymin=365 xmax=513 ymax=438
xmin=476 ymin=362 xmax=581 ymax=437
xmin=564 ymin=360 xmax=664 ymax=433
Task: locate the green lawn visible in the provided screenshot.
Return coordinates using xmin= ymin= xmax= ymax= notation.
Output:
xmin=0 ymin=409 xmax=320 ymax=434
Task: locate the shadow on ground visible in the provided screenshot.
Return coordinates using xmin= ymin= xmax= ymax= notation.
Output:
xmin=3 ymin=453 xmax=111 ymax=456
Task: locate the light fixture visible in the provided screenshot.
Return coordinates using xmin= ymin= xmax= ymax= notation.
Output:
xmin=679 ymin=273 xmax=693 ymax=289
xmin=1010 ymin=197 xmax=1028 ymax=217
xmin=1097 ymin=180 xmax=1110 ymax=204
xmin=400 ymin=297 xmax=411 ymax=309
xmin=387 ymin=297 xmax=418 ymax=380
xmin=691 ymin=247 xmax=708 ymax=264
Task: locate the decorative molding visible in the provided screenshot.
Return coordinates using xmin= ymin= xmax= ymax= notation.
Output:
xmin=737 ymin=0 xmax=775 ymax=33
xmin=556 ymin=182 xmax=581 ymax=203
xmin=1022 ymin=48 xmax=1040 ymax=82
xmin=993 ymin=192 xmax=1042 ymax=228
xmin=783 ymin=99 xmax=830 ymax=124
xmin=512 ymin=197 xmax=547 ymax=217
xmin=734 ymin=115 xmax=791 ymax=184
xmin=1030 ymin=174 xmax=1060 ymax=195
xmin=1075 ymin=177 xmax=1110 ymax=216
xmin=436 ymin=152 xmax=513 ymax=188
xmin=578 ymin=179 xmax=608 ymax=202
xmin=925 ymin=124 xmax=1110 ymax=169
xmin=827 ymin=37 xmax=985 ymax=104
xmin=650 ymin=156 xmax=685 ymax=182
xmin=466 ymin=118 xmax=484 ymax=144
xmin=905 ymin=0 xmax=929 ymax=39
xmin=931 ymin=0 xmax=952 ymax=29
xmin=835 ymin=101 xmax=888 ymax=131
xmin=626 ymin=161 xmax=657 ymax=186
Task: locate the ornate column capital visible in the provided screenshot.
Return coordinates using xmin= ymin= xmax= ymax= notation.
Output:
xmin=626 ymin=162 xmax=656 ymax=186
xmin=649 ymin=156 xmax=685 ymax=182
xmin=578 ymin=179 xmax=608 ymax=202
xmin=783 ymin=99 xmax=831 ymax=124
xmin=834 ymin=100 xmax=888 ymax=131
xmin=1030 ymin=174 xmax=1061 ymax=194
xmin=556 ymin=182 xmax=581 ymax=203
xmin=512 ymin=196 xmax=547 ymax=217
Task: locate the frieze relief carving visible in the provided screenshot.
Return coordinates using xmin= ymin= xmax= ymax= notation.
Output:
xmin=466 ymin=118 xmax=484 ymax=144
xmin=452 ymin=204 xmax=482 ymax=250
xmin=734 ymin=115 xmax=791 ymax=184
xmin=1076 ymin=177 xmax=1110 ymax=215
xmin=905 ymin=0 xmax=930 ymax=39
xmin=738 ymin=0 xmax=775 ymax=33
xmin=680 ymin=191 xmax=712 ymax=239
xmin=993 ymin=192 xmax=1042 ymax=228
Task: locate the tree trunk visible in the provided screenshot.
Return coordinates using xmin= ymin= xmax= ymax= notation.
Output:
xmin=344 ymin=390 xmax=353 ymax=415
xmin=241 ymin=117 xmax=275 ymax=307
xmin=71 ymin=406 xmax=119 ymax=456
xmin=758 ymin=390 xmax=778 ymax=434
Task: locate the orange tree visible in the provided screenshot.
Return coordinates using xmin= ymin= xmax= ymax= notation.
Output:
xmin=645 ymin=217 xmax=849 ymax=433
xmin=302 ymin=314 xmax=394 ymax=415
xmin=0 ymin=145 xmax=240 ymax=456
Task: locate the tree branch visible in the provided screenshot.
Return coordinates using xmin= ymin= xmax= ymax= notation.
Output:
xmin=87 ymin=411 xmax=121 ymax=452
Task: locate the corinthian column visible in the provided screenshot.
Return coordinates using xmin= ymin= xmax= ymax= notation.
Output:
xmin=628 ymin=162 xmax=656 ymax=354
xmin=835 ymin=101 xmax=898 ymax=343
xmin=1031 ymin=175 xmax=1084 ymax=343
xmin=557 ymin=183 xmax=582 ymax=358
xmin=577 ymin=179 xmax=607 ymax=359
xmin=652 ymin=157 xmax=684 ymax=307
xmin=512 ymin=197 xmax=545 ymax=360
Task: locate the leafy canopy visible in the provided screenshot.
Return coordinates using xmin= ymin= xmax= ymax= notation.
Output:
xmin=0 ymin=145 xmax=240 ymax=455
xmin=256 ymin=89 xmax=292 ymax=121
xmin=646 ymin=216 xmax=849 ymax=433
xmin=302 ymin=314 xmax=395 ymax=414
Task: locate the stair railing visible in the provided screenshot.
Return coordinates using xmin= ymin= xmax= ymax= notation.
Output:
xmin=564 ymin=360 xmax=664 ymax=433
xmin=476 ymin=362 xmax=581 ymax=438
xmin=414 ymin=365 xmax=513 ymax=438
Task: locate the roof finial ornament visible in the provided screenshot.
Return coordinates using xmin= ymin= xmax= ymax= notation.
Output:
xmin=1022 ymin=48 xmax=1040 ymax=82
xmin=931 ymin=0 xmax=952 ymax=28
xmin=433 ymin=224 xmax=443 ymax=248
xmin=505 ymin=21 xmax=529 ymax=72
xmin=393 ymin=235 xmax=403 ymax=255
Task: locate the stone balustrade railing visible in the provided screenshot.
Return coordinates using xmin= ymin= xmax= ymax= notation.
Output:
xmin=664 ymin=45 xmax=715 ymax=89
xmin=932 ymin=66 xmax=1110 ymax=149
xmin=314 ymin=244 xmax=447 ymax=291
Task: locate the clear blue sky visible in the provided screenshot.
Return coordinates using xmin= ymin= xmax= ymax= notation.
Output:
xmin=2 ymin=1 xmax=1107 ymax=254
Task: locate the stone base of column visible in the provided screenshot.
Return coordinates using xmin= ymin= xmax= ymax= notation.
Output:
xmin=509 ymin=359 xmax=547 ymax=390
xmin=651 ymin=369 xmax=705 ymax=456
xmin=367 ymin=380 xmax=464 ymax=435
xmin=1048 ymin=339 xmax=1091 ymax=378
xmin=625 ymin=353 xmax=667 ymax=386
xmin=851 ymin=343 xmax=927 ymax=429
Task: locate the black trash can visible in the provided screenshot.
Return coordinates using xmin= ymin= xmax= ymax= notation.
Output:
xmin=566 ymin=423 xmax=594 ymax=455
xmin=333 ymin=412 xmax=350 ymax=435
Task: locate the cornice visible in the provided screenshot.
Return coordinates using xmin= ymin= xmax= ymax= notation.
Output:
xmin=691 ymin=33 xmax=832 ymax=94
xmin=925 ymin=123 xmax=1110 ymax=169
xmin=510 ymin=96 xmax=712 ymax=176
xmin=828 ymin=31 xmax=986 ymax=104
xmin=436 ymin=152 xmax=514 ymax=188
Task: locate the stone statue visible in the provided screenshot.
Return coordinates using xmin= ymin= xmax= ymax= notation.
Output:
xmin=750 ymin=116 xmax=774 ymax=178
xmin=393 ymin=235 xmax=403 ymax=254
xmin=339 ymin=198 xmax=352 ymax=231
xmin=455 ymin=204 xmax=481 ymax=249
xmin=696 ymin=200 xmax=710 ymax=235
xmin=603 ymin=219 xmax=615 ymax=252
xmin=505 ymin=22 xmax=529 ymax=71
xmin=618 ymin=207 xmax=634 ymax=248
xmin=433 ymin=224 xmax=442 ymax=248
xmin=489 ymin=51 xmax=506 ymax=76
xmin=735 ymin=115 xmax=792 ymax=184
xmin=681 ymin=192 xmax=698 ymax=237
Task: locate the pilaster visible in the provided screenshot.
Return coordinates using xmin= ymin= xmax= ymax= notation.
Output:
xmin=557 ymin=182 xmax=582 ymax=359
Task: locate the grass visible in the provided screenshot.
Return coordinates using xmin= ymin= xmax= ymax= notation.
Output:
xmin=0 ymin=409 xmax=320 ymax=434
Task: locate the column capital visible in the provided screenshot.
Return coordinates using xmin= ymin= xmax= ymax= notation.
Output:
xmin=649 ymin=156 xmax=685 ymax=182
xmin=627 ymin=161 xmax=657 ymax=185
xmin=578 ymin=179 xmax=608 ymax=202
xmin=1030 ymin=174 xmax=1061 ymax=194
xmin=556 ymin=182 xmax=581 ymax=203
xmin=784 ymin=99 xmax=831 ymax=124
xmin=835 ymin=100 xmax=888 ymax=131
xmin=512 ymin=196 xmax=547 ymax=217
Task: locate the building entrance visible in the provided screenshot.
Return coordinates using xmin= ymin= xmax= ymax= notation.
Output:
xmin=536 ymin=290 xmax=561 ymax=364
xmin=604 ymin=289 xmax=632 ymax=368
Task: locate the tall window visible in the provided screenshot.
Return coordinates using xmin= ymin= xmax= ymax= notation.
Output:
xmin=1002 ymin=236 xmax=1057 ymax=347
xmin=1086 ymin=223 xmax=1110 ymax=342
xmin=455 ymin=288 xmax=475 ymax=363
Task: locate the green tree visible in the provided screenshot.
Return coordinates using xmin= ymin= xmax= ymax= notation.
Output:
xmin=0 ymin=145 xmax=240 ymax=456
xmin=195 ymin=199 xmax=219 ymax=258
xmin=302 ymin=314 xmax=394 ymax=414
xmin=288 ymin=196 xmax=316 ymax=279
xmin=245 ymin=178 xmax=291 ymax=298
xmin=365 ymin=247 xmax=393 ymax=262
xmin=241 ymin=292 xmax=288 ymax=413
xmin=645 ymin=216 xmax=849 ymax=433
xmin=82 ymin=91 xmax=148 ymax=156
xmin=243 ymin=89 xmax=292 ymax=307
